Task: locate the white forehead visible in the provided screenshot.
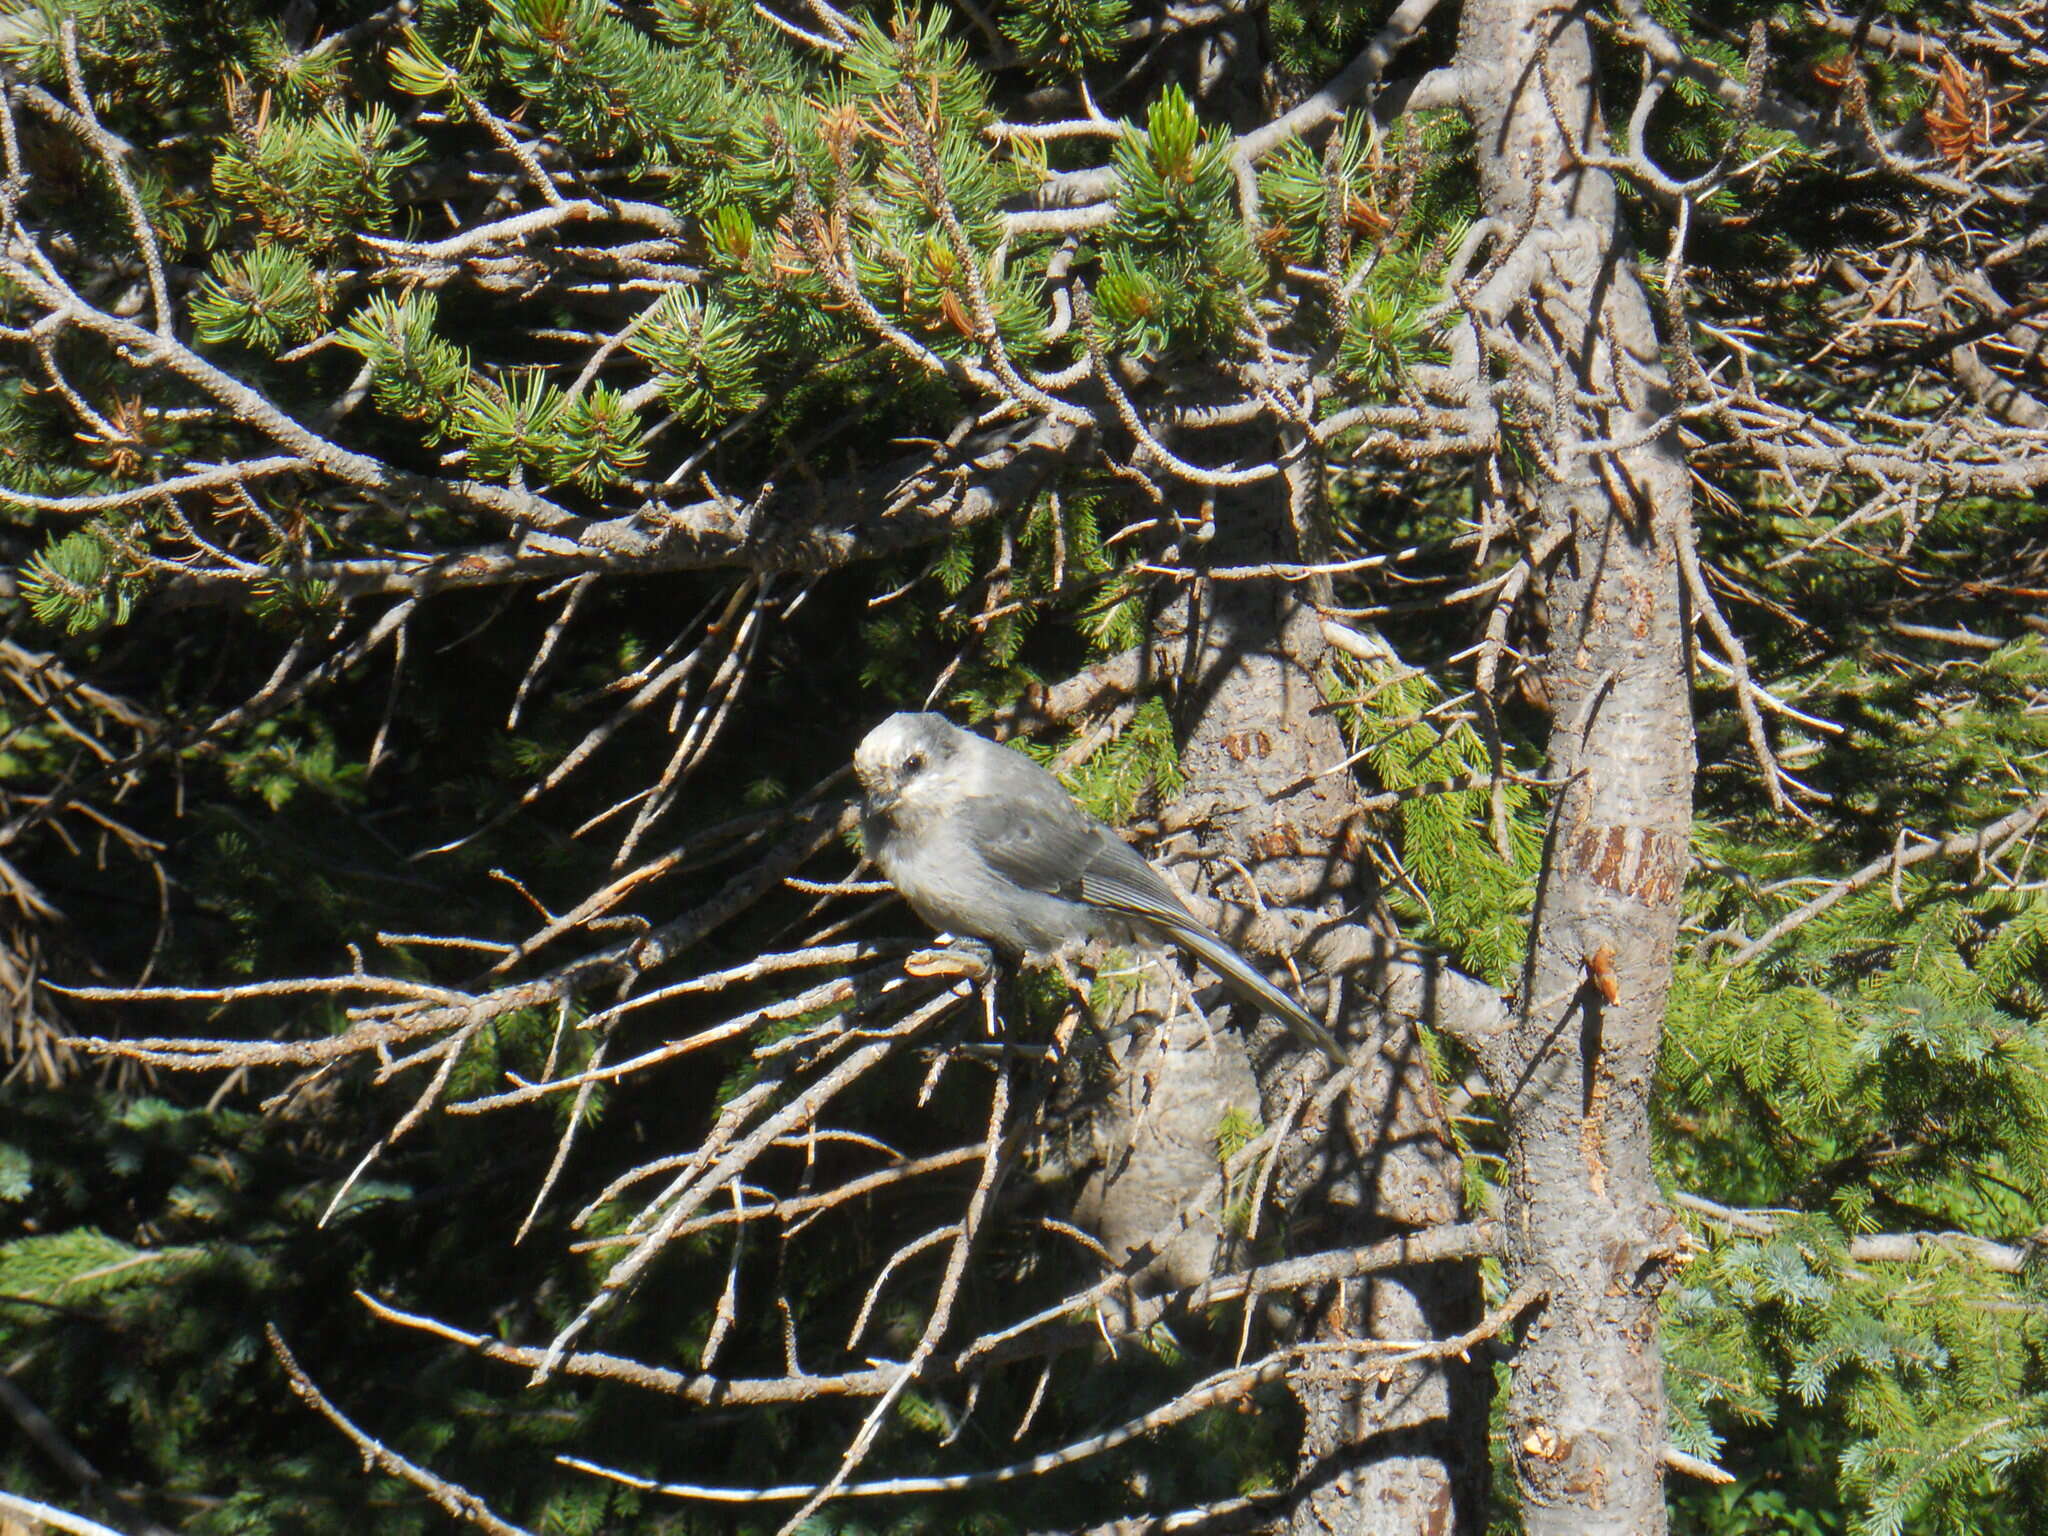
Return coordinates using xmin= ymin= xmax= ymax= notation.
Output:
xmin=855 ymin=712 xmax=952 ymax=772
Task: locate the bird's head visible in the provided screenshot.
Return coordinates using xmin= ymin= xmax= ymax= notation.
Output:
xmin=854 ymin=712 xmax=965 ymax=819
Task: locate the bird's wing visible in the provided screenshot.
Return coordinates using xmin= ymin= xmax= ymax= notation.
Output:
xmin=1073 ymin=835 xmax=1198 ymax=928
xmin=957 ymin=794 xmax=1107 ymax=901
xmin=962 ymin=792 xmax=1192 ymax=917
xmin=1077 ymin=832 xmax=1350 ymax=1066
xmin=962 ymin=790 xmax=1346 ymax=1066
xmin=1076 ymin=840 xmax=1348 ymax=1065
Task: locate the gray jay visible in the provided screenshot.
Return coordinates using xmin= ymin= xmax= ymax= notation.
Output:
xmin=854 ymin=712 xmax=1345 ymax=1064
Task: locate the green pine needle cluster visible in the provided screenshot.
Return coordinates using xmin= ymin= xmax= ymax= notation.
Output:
xmin=1097 ymin=86 xmax=1260 ymax=354
xmin=210 ymin=103 xmax=423 ymax=251
xmin=1324 ymin=645 xmax=1542 ymax=987
xmin=338 ymin=291 xmax=473 ymax=426
xmin=20 ymin=526 xmax=143 ymax=634
xmin=1662 ymin=514 xmax=2048 ymax=1529
xmin=1001 ymin=0 xmax=1131 ymax=66
xmin=193 ymin=247 xmax=326 ymax=352
xmin=479 ymin=0 xmax=720 ymax=163
xmin=1052 ymin=695 xmax=1184 ymax=826
xmin=630 ymin=288 xmax=766 ymax=428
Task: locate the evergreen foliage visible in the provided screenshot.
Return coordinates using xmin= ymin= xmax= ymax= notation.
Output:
xmin=0 ymin=2 xmax=2040 ymax=1534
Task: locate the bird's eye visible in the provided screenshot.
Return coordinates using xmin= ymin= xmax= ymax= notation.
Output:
xmin=903 ymin=752 xmax=926 ymax=775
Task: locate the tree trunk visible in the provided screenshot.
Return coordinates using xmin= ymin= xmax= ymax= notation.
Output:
xmin=1171 ymin=570 xmax=1487 ymax=1536
xmin=1456 ymin=3 xmax=1697 ymax=1532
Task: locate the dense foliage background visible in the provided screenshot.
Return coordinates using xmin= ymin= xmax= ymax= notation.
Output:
xmin=0 ymin=2 xmax=2043 ymax=1535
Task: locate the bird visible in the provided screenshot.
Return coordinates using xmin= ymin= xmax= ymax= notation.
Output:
xmin=853 ymin=711 xmax=1345 ymax=1065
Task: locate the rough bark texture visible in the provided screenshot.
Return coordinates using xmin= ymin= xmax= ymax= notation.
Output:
xmin=1169 ymin=575 xmax=1486 ymax=1536
xmin=1458 ymin=3 xmax=1697 ymax=1532
xmin=1073 ymin=1004 xmax=1265 ymax=1294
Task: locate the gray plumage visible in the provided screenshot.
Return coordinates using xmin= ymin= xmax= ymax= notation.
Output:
xmin=853 ymin=712 xmax=1345 ymax=1065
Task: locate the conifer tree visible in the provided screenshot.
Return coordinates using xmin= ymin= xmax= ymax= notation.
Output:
xmin=0 ymin=4 xmax=2042 ymax=1536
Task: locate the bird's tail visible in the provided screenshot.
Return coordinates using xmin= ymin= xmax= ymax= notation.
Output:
xmin=1160 ymin=918 xmax=1347 ymax=1066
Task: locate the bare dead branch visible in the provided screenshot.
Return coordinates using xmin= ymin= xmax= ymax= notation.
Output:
xmin=267 ymin=1327 xmax=534 ymax=1536
xmin=1726 ymin=788 xmax=2048 ymax=965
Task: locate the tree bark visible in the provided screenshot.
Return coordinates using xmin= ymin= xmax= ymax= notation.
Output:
xmin=1170 ymin=572 xmax=1487 ymax=1536
xmin=1455 ymin=4 xmax=1697 ymax=1533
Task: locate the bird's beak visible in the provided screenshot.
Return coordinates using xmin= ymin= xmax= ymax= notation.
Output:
xmin=862 ymin=786 xmax=898 ymax=817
